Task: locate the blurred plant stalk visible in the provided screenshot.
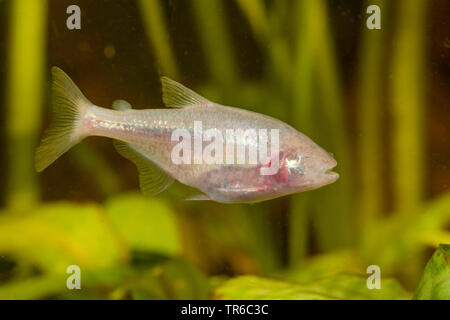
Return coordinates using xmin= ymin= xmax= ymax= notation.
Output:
xmin=357 ymin=0 xmax=387 ymax=224
xmin=390 ymin=0 xmax=427 ymax=214
xmin=138 ymin=0 xmax=179 ymax=78
xmin=288 ymin=0 xmax=315 ymax=265
xmin=306 ymin=0 xmax=354 ymax=250
xmin=6 ymin=0 xmax=47 ymax=209
xmin=192 ymin=0 xmax=238 ymax=97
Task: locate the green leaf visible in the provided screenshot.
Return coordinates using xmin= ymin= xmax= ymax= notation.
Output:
xmin=0 ymin=266 xmax=133 ymax=300
xmin=413 ymin=244 xmax=450 ymax=300
xmin=281 ymin=250 xmax=365 ymax=283
xmin=214 ymin=274 xmax=411 ymax=300
xmin=303 ymin=274 xmax=411 ymax=300
xmin=0 ymin=203 xmax=128 ymax=274
xmin=214 ymin=276 xmax=333 ymax=300
xmin=0 ymin=273 xmax=66 ymax=300
xmin=104 ymin=193 xmax=180 ymax=256
xmin=0 ymin=257 xmax=210 ymax=300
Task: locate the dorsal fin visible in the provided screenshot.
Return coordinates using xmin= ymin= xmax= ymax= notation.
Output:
xmin=112 ymin=99 xmax=132 ymax=111
xmin=113 ymin=140 xmax=174 ymax=196
xmin=160 ymin=76 xmax=212 ymax=108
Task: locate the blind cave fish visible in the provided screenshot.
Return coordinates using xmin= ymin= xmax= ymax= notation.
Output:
xmin=35 ymin=67 xmax=339 ymax=203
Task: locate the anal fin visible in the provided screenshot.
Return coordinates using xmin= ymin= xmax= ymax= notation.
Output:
xmin=114 ymin=140 xmax=174 ymax=196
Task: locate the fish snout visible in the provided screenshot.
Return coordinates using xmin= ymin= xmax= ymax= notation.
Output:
xmin=319 ymin=152 xmax=339 ymax=184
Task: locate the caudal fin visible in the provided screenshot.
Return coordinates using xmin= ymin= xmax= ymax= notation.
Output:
xmin=35 ymin=67 xmax=92 ymax=172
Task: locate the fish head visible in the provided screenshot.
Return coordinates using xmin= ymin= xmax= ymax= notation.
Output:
xmin=278 ymin=136 xmax=339 ymax=192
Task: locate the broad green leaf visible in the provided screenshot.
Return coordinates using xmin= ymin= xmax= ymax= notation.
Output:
xmin=0 ymin=273 xmax=66 ymax=300
xmin=0 ymin=266 xmax=133 ymax=300
xmin=0 ymin=257 xmax=210 ymax=300
xmin=214 ymin=276 xmax=333 ymax=300
xmin=281 ymin=250 xmax=365 ymax=283
xmin=275 ymin=251 xmax=411 ymax=299
xmin=413 ymin=244 xmax=450 ymax=300
xmin=0 ymin=203 xmax=128 ymax=274
xmin=303 ymin=274 xmax=411 ymax=300
xmin=214 ymin=274 xmax=410 ymax=300
xmin=104 ymin=193 xmax=180 ymax=255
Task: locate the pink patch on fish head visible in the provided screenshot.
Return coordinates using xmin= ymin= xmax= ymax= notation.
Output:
xmin=283 ymin=140 xmax=339 ymax=191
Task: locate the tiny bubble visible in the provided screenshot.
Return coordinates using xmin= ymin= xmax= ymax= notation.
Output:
xmin=104 ymin=45 xmax=116 ymax=58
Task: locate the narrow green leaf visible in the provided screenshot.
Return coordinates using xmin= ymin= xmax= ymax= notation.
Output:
xmin=138 ymin=0 xmax=179 ymax=78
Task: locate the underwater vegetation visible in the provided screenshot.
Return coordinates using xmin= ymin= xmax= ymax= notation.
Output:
xmin=0 ymin=0 xmax=449 ymax=300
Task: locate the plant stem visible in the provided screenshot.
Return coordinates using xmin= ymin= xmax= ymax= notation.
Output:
xmin=288 ymin=0 xmax=316 ymax=266
xmin=309 ymin=0 xmax=354 ymax=249
xmin=390 ymin=0 xmax=427 ymax=214
xmin=6 ymin=0 xmax=47 ymax=209
xmin=191 ymin=0 xmax=237 ymax=95
xmin=357 ymin=0 xmax=387 ymax=224
xmin=138 ymin=0 xmax=179 ymax=78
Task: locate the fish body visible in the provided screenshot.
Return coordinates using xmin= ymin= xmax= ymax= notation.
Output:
xmin=36 ymin=67 xmax=338 ymax=203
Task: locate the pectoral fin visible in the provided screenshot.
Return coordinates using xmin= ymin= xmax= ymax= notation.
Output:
xmin=114 ymin=140 xmax=174 ymax=196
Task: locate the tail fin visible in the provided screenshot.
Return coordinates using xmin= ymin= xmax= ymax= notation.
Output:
xmin=35 ymin=67 xmax=92 ymax=172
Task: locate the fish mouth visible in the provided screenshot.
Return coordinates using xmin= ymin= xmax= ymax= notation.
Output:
xmin=323 ymin=164 xmax=339 ymax=183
